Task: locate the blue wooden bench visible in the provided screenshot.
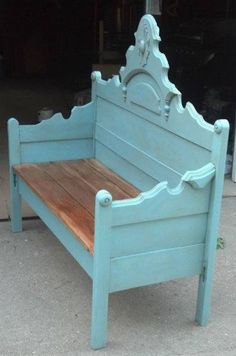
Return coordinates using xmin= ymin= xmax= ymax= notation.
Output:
xmin=8 ymin=15 xmax=229 ymax=349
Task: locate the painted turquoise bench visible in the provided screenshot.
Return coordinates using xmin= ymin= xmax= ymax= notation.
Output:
xmin=8 ymin=15 xmax=229 ymax=349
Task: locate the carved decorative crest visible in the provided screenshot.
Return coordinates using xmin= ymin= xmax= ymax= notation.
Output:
xmin=91 ymin=15 xmax=214 ymax=132
xmin=119 ymin=15 xmax=179 ymax=119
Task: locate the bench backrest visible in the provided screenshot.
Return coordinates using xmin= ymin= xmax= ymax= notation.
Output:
xmin=92 ymin=15 xmax=216 ymax=190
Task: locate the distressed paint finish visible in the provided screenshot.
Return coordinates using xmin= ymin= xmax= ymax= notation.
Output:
xmin=7 ymin=15 xmax=229 ymax=349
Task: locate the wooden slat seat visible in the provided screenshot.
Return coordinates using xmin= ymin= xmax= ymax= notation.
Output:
xmin=13 ymin=159 xmax=140 ymax=254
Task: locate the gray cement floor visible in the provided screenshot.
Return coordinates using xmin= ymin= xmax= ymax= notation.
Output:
xmin=0 ymin=78 xmax=236 ymax=355
xmin=0 ymin=197 xmax=235 ymax=355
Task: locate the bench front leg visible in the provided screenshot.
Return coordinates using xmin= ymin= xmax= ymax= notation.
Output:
xmin=8 ymin=118 xmax=22 ymax=232
xmin=91 ymin=190 xmax=112 ymax=349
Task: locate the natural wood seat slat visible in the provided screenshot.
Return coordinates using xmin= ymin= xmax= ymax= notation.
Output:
xmin=14 ymin=163 xmax=95 ymax=252
xmin=84 ymin=159 xmax=140 ymax=197
xmin=13 ymin=159 xmax=139 ymax=253
xmin=47 ymin=160 xmax=136 ymax=205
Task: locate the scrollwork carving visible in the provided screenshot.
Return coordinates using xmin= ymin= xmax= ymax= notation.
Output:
xmin=137 ymin=21 xmax=151 ymax=66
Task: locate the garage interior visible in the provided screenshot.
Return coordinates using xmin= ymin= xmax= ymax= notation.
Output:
xmin=0 ymin=0 xmax=235 ymax=121
xmin=0 ymin=0 xmax=236 ymax=218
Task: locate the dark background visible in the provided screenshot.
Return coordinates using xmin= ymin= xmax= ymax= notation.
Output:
xmin=0 ymin=0 xmax=235 ymax=147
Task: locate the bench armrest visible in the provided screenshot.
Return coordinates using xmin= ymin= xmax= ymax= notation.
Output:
xmin=108 ymin=163 xmax=216 ymax=229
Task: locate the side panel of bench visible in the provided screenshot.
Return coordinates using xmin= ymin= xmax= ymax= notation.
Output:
xmin=8 ymin=102 xmax=95 ymax=164
xmin=92 ymin=17 xmax=229 ymax=329
xmin=105 ymin=165 xmax=213 ymax=292
xmin=110 ymin=213 xmax=208 ymax=258
xmin=110 ymin=244 xmax=204 ymax=292
xmin=109 ymin=211 xmax=207 ymax=292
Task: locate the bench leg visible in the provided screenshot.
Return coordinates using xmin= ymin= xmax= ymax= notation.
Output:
xmin=91 ymin=278 xmax=109 ymax=349
xmin=10 ymin=173 xmax=22 ymax=233
xmin=195 ymin=266 xmax=213 ymax=326
xmin=8 ymin=118 xmax=22 ymax=233
xmin=91 ymin=190 xmax=112 ymax=349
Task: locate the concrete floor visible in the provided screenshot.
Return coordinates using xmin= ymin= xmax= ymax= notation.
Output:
xmin=0 ymin=197 xmax=235 ymax=355
xmin=0 ymin=78 xmax=236 ymax=355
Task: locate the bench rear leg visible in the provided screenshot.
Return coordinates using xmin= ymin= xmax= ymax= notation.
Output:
xmin=196 ymin=227 xmax=217 ymax=326
xmin=195 ymin=184 xmax=223 ymax=326
xmin=195 ymin=263 xmax=214 ymax=326
xmin=8 ymin=118 xmax=22 ymax=232
xmin=10 ymin=173 xmax=22 ymax=233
